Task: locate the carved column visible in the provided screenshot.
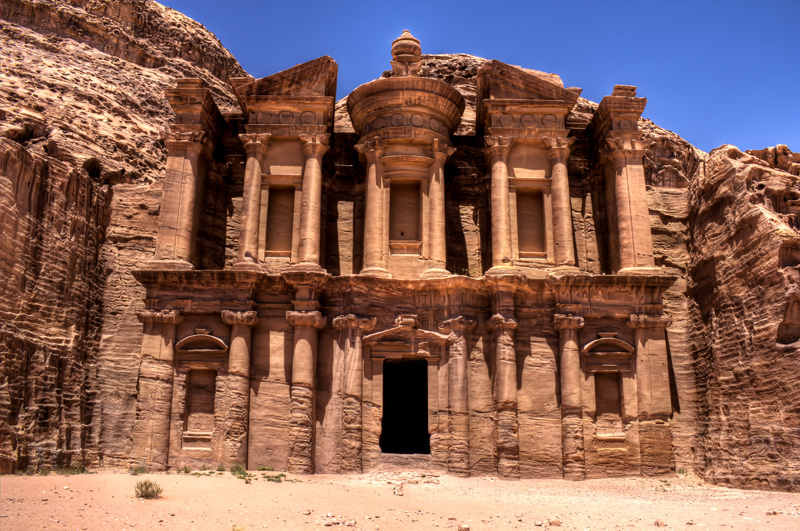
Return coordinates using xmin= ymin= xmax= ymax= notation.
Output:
xmin=485 ymin=136 xmax=514 ymax=268
xmin=235 ymin=134 xmax=270 ymax=269
xmin=544 ymin=136 xmax=577 ymax=267
xmin=355 ymin=137 xmax=390 ymax=277
xmin=489 ymin=314 xmax=519 ymax=478
xmin=423 ymin=139 xmax=456 ymax=278
xmin=629 ymin=313 xmax=673 ymax=475
xmin=297 ymin=134 xmax=330 ymax=268
xmin=333 ymin=314 xmax=376 ymax=473
xmin=555 ymin=314 xmax=585 ymax=480
xmin=220 ymin=310 xmax=258 ymax=467
xmin=131 ymin=310 xmax=183 ymax=470
xmin=286 ymin=310 xmax=327 ymax=473
xmin=604 ymin=135 xmax=655 ymax=271
xmin=440 ymin=316 xmax=476 ymax=477
xmin=154 ymin=133 xmax=206 ymax=268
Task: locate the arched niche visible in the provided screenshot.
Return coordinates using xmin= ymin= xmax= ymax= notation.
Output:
xmin=580 ymin=332 xmax=634 ymax=373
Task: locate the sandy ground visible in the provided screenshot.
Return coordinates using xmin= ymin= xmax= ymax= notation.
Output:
xmin=1 ymin=469 xmax=799 ymax=530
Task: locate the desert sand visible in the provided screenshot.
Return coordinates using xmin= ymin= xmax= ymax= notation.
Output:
xmin=1 ymin=469 xmax=799 ymax=530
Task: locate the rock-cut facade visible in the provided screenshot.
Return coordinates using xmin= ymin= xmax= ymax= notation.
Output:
xmin=131 ymin=31 xmax=677 ymax=479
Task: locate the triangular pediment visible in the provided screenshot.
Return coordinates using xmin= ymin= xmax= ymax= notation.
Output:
xmin=477 ymin=59 xmax=581 ymax=103
xmin=231 ymin=56 xmax=338 ymax=110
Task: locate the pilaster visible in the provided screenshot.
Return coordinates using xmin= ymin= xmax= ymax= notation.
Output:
xmin=554 ymin=313 xmax=585 ymax=480
xmin=220 ymin=310 xmax=258 ymax=467
xmin=333 ymin=314 xmax=377 ymax=473
xmin=544 ymin=136 xmax=577 ymax=268
xmin=355 ymin=137 xmax=390 ymax=278
xmin=440 ymin=316 xmax=476 ymax=476
xmin=296 ymin=133 xmax=330 ymax=269
xmin=235 ymin=133 xmax=271 ymax=270
xmin=131 ymin=310 xmax=183 ymax=470
xmin=485 ymin=136 xmax=514 ymax=269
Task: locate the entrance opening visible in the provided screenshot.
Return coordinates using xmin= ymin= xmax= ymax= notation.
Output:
xmin=380 ymin=359 xmax=430 ymax=454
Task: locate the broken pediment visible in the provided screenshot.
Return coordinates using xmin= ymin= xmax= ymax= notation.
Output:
xmin=230 ymin=56 xmax=338 ymax=110
xmin=363 ymin=314 xmax=451 ymax=359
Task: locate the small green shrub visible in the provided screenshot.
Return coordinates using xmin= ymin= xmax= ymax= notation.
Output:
xmin=216 ymin=465 xmax=225 ymax=472
xmin=129 ymin=466 xmax=147 ymax=476
xmin=58 ymin=465 xmax=89 ymax=475
xmin=262 ymin=473 xmax=287 ymax=483
xmin=134 ymin=479 xmax=162 ymax=499
xmin=677 ymin=467 xmax=687 ymax=475
xmin=230 ymin=463 xmax=247 ymax=479
xmin=257 ymin=465 xmax=274 ymax=471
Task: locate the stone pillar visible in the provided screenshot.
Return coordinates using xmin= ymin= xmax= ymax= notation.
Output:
xmin=220 ymin=310 xmax=258 ymax=467
xmin=235 ymin=134 xmax=270 ymax=269
xmin=153 ymin=132 xmax=206 ymax=268
xmin=333 ymin=314 xmax=376 ymax=473
xmin=355 ymin=137 xmax=390 ymax=277
xmin=544 ymin=136 xmax=577 ymax=267
xmin=423 ymin=139 xmax=456 ymax=278
xmin=440 ymin=316 xmax=476 ymax=477
xmin=605 ymin=135 xmax=655 ymax=271
xmin=131 ymin=310 xmax=183 ymax=470
xmin=629 ymin=313 xmax=674 ymax=475
xmin=489 ymin=314 xmax=519 ymax=478
xmin=485 ymin=136 xmax=514 ymax=269
xmin=286 ymin=310 xmax=327 ymax=473
xmin=297 ymin=134 xmax=330 ymax=268
xmin=554 ymin=314 xmax=585 ymax=480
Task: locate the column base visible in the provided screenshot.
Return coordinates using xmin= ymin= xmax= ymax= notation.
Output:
xmin=288 ymin=262 xmax=326 ymax=274
xmin=232 ymin=261 xmax=263 ymax=272
xmin=359 ymin=266 xmax=392 ymax=279
xmin=141 ymin=259 xmax=194 ymax=271
xmin=420 ymin=267 xmax=451 ymax=279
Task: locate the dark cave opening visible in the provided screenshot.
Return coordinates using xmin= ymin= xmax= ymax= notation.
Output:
xmin=379 ymin=358 xmax=430 ymax=454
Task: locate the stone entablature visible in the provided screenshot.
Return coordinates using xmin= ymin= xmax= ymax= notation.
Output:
xmin=131 ymin=31 xmax=676 ymax=480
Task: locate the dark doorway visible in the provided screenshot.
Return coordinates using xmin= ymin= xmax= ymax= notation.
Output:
xmin=379 ymin=359 xmax=430 ymax=454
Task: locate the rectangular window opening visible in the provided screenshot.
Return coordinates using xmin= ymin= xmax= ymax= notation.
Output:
xmin=517 ymin=190 xmax=546 ymax=258
xmin=265 ymin=187 xmax=295 ymax=256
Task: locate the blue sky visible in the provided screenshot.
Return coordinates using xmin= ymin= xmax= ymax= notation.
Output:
xmin=160 ymin=0 xmax=798 ymax=153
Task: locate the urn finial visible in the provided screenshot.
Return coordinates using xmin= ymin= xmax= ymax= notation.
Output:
xmin=391 ymin=30 xmax=421 ymax=77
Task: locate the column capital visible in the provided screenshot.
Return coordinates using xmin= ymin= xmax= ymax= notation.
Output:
xmin=137 ymin=309 xmax=183 ymax=325
xmin=221 ymin=310 xmax=259 ymax=327
xmin=488 ymin=314 xmax=517 ymax=332
xmin=628 ymin=314 xmax=672 ymax=329
xmin=439 ymin=316 xmax=477 ymax=334
xmin=355 ymin=136 xmax=384 ymax=162
xmin=332 ymin=314 xmax=377 ymax=333
xmin=554 ymin=314 xmax=584 ymax=330
xmin=543 ymin=136 xmax=575 ymax=162
xmin=165 ymin=129 xmax=206 ymax=156
xmin=601 ymin=133 xmax=648 ymax=162
xmin=286 ymin=310 xmax=327 ymax=329
xmin=300 ymin=133 xmax=330 ymax=158
xmin=432 ymin=138 xmax=457 ymax=163
xmin=484 ymin=135 xmax=514 ymax=164
xmin=239 ymin=133 xmax=271 ymax=157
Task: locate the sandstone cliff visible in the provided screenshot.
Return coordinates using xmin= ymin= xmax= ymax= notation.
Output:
xmin=0 ymin=0 xmax=243 ymax=471
xmin=1 ymin=0 xmax=799 ymax=491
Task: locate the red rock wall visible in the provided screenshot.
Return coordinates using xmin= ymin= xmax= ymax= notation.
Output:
xmin=688 ymin=146 xmax=800 ymax=490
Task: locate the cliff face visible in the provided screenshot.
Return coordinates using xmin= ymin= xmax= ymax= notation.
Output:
xmin=689 ymin=145 xmax=800 ymax=490
xmin=0 ymin=0 xmax=243 ymax=471
xmin=1 ymin=0 xmax=799 ymax=490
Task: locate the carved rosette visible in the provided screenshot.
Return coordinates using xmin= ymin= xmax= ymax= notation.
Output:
xmin=221 ymin=310 xmax=259 ymax=328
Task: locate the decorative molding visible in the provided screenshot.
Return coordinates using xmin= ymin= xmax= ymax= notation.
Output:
xmin=221 ymin=310 xmax=259 ymax=327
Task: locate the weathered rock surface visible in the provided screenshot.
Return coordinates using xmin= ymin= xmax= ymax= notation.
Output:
xmin=0 ymin=0 xmax=798 ymax=491
xmin=0 ymin=0 xmax=243 ymax=471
